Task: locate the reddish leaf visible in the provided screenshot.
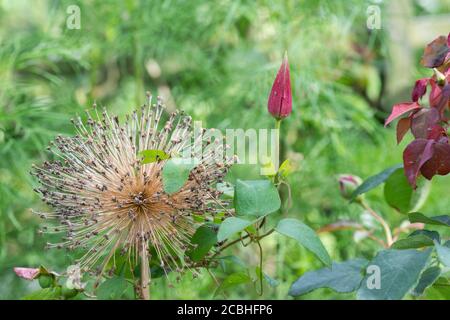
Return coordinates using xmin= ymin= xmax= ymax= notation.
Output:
xmin=403 ymin=139 xmax=435 ymax=188
xmin=14 ymin=267 xmax=40 ymax=280
xmin=385 ymin=102 xmax=421 ymax=127
xmin=410 ymin=108 xmax=440 ymax=139
xmin=411 ymin=78 xmax=428 ymax=102
xmin=268 ymin=53 xmax=292 ymax=119
xmin=427 ymin=125 xmax=446 ymax=141
xmin=420 ymin=35 xmax=449 ymax=68
xmin=396 ymin=117 xmax=411 ymax=144
xmin=421 ymin=143 xmax=450 ymax=179
xmin=429 ymin=78 xmax=442 ymax=108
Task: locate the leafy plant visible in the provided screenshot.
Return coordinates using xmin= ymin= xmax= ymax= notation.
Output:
xmin=15 ymin=54 xmax=333 ymax=300
xmin=290 ymin=34 xmax=450 ymax=300
xmin=385 ymin=33 xmax=450 ymax=188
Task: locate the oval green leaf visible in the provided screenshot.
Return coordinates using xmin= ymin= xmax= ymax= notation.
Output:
xmin=217 ymin=217 xmax=254 ymax=242
xmin=162 ymin=158 xmax=198 ymax=194
xmin=350 ymin=164 xmax=403 ymax=201
xmin=275 ymin=218 xmax=331 ymax=266
xmin=234 ymin=179 xmax=281 ymax=217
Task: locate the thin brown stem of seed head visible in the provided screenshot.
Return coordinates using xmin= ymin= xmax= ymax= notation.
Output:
xmin=140 ymin=242 xmax=150 ymax=300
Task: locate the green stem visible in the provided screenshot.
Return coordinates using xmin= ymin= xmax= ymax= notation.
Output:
xmin=275 ymin=119 xmax=282 ymax=180
xmin=256 ymin=239 xmax=264 ymax=296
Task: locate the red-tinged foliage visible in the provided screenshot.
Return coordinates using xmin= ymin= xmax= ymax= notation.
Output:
xmin=410 ymin=108 xmax=440 ymax=139
xmin=421 ymin=142 xmax=450 ymax=180
xmin=384 ymin=102 xmax=421 ymax=127
xmin=420 ymin=35 xmax=449 ymax=68
xmin=268 ymin=53 xmax=292 ymax=119
xmin=427 ymin=125 xmax=447 ymax=141
xmin=411 ymin=78 xmax=429 ymax=102
xmin=396 ymin=117 xmax=411 ymax=144
xmin=403 ymin=139 xmax=435 ymax=188
xmin=388 ymin=33 xmax=450 ymax=187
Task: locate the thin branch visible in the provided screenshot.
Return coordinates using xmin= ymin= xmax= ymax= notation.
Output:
xmin=360 ymin=201 xmax=393 ymax=247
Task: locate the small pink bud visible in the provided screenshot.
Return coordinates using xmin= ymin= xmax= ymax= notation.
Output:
xmin=338 ymin=174 xmax=362 ymax=200
xmin=14 ymin=267 xmax=40 ymax=280
xmin=268 ymin=53 xmax=292 ymax=119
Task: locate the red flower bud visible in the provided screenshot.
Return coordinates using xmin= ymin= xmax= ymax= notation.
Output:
xmin=268 ymin=53 xmax=292 ymax=119
xmin=338 ymin=174 xmax=362 ymax=200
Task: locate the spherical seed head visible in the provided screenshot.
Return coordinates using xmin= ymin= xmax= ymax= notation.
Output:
xmin=31 ymin=95 xmax=233 ymax=275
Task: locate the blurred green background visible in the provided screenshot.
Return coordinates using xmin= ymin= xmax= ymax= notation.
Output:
xmin=0 ymin=0 xmax=449 ymax=299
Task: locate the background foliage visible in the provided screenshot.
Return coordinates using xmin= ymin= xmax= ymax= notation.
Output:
xmin=0 ymin=0 xmax=449 ymax=299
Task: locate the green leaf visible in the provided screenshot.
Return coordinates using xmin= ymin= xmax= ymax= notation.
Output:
xmin=357 ymin=248 xmax=432 ymax=300
xmin=384 ymin=169 xmax=430 ymax=213
xmin=289 ymin=259 xmax=368 ymax=296
xmin=275 ymin=218 xmax=331 ymax=266
xmin=186 ymin=224 xmax=217 ymax=262
xmin=435 ymin=241 xmax=450 ymax=267
xmin=383 ymin=168 xmax=413 ymax=213
xmin=427 ymin=277 xmax=450 ymax=299
xmin=391 ymin=234 xmax=434 ymax=250
xmin=217 ymin=217 xmax=253 ymax=242
xmin=162 ymin=158 xmax=198 ymax=194
xmin=22 ymin=287 xmax=61 ymax=300
xmin=409 ymin=229 xmax=441 ymax=243
xmin=278 ymin=159 xmax=294 ymax=179
xmin=234 ymin=179 xmax=281 ymax=217
xmin=214 ymin=272 xmax=251 ymax=297
xmin=96 ymin=277 xmax=130 ymax=300
xmin=411 ymin=266 xmax=441 ymax=296
xmin=139 ymin=149 xmax=170 ymax=164
xmin=408 ymin=212 xmax=450 ymax=227
xmin=350 ymin=164 xmax=402 ymax=200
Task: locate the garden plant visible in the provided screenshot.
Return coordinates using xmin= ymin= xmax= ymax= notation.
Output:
xmin=1 ymin=1 xmax=450 ymax=302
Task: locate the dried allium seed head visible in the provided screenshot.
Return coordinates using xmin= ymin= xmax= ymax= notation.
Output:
xmin=31 ymin=95 xmax=233 ymax=275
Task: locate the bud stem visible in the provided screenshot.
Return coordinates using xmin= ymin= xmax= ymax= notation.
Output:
xmin=275 ymin=118 xmax=282 ymax=174
xmin=360 ymin=200 xmax=393 ymax=247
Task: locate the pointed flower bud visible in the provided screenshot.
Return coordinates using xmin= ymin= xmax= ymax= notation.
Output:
xmin=338 ymin=174 xmax=362 ymax=200
xmin=268 ymin=53 xmax=292 ymax=119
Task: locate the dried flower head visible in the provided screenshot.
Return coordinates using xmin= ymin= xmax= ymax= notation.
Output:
xmin=31 ymin=93 xmax=233 ymax=276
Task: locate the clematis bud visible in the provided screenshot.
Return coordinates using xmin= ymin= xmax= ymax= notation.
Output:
xmin=338 ymin=174 xmax=362 ymax=200
xmin=268 ymin=53 xmax=292 ymax=119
